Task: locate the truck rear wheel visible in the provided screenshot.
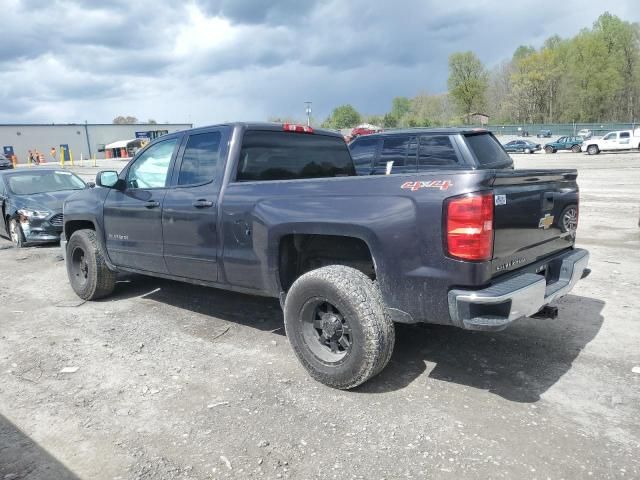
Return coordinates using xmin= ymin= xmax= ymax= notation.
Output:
xmin=66 ymin=229 xmax=116 ymax=300
xmin=284 ymin=265 xmax=395 ymax=389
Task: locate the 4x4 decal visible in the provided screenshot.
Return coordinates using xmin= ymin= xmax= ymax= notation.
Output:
xmin=401 ymin=180 xmax=452 ymax=191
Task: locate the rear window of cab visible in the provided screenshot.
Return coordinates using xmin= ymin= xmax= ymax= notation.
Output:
xmin=464 ymin=133 xmax=514 ymax=169
xmin=236 ymin=130 xmax=355 ymax=181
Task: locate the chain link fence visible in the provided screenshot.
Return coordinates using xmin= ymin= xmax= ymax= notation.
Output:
xmin=473 ymin=123 xmax=638 ymax=137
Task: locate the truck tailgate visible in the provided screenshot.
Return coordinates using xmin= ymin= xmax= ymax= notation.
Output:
xmin=491 ymin=169 xmax=578 ymax=277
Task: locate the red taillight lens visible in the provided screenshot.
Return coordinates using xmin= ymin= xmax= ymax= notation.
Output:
xmin=283 ymin=123 xmax=314 ymax=134
xmin=446 ymin=192 xmax=494 ymax=261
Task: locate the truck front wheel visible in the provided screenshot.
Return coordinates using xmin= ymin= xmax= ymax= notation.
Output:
xmin=587 ymin=145 xmax=599 ymax=155
xmin=284 ymin=265 xmax=395 ymax=389
xmin=66 ymin=229 xmax=116 ymax=300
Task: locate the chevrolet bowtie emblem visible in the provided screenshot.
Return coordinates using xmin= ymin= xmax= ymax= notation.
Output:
xmin=538 ymin=214 xmax=554 ymax=230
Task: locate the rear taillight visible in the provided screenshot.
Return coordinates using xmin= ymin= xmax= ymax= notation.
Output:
xmin=283 ymin=123 xmax=314 ymax=134
xmin=445 ymin=192 xmax=494 ymax=261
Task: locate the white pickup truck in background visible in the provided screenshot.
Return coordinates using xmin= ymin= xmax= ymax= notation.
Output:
xmin=581 ymin=129 xmax=640 ymax=154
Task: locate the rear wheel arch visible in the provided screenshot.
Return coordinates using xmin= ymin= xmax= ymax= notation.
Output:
xmin=277 ymin=233 xmax=379 ymax=293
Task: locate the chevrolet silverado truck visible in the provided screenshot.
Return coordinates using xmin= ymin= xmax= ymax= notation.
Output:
xmin=61 ymin=123 xmax=590 ymax=389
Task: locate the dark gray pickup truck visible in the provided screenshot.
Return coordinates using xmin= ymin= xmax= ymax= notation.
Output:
xmin=62 ymin=123 xmax=590 ymax=389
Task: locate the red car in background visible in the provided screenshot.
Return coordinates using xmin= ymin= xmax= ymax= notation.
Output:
xmin=351 ymin=124 xmax=383 ymax=138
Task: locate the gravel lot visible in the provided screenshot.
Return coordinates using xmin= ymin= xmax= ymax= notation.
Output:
xmin=1 ymin=152 xmax=639 ymax=479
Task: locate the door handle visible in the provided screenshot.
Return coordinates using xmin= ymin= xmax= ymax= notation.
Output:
xmin=145 ymin=200 xmax=160 ymax=209
xmin=192 ymin=199 xmax=214 ymax=208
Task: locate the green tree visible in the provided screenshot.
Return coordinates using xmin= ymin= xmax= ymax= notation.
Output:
xmin=321 ymin=104 xmax=361 ymax=129
xmin=382 ymin=113 xmax=398 ymax=128
xmin=391 ymin=97 xmax=411 ymax=119
xmin=112 ymin=116 xmax=138 ymax=124
xmin=447 ymin=52 xmax=488 ymax=121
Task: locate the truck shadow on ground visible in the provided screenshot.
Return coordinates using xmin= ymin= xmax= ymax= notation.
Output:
xmin=109 ymin=274 xmax=286 ymax=335
xmin=0 ymin=414 xmax=80 ymax=480
xmin=107 ymin=276 xmax=604 ymax=403
xmin=360 ymin=294 xmax=605 ymax=402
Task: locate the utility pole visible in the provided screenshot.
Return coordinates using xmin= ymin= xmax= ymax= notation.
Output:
xmin=84 ymin=120 xmax=93 ymax=159
xmin=305 ymin=102 xmax=312 ymax=127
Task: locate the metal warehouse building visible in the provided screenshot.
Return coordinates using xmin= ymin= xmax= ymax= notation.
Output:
xmin=0 ymin=123 xmax=192 ymax=164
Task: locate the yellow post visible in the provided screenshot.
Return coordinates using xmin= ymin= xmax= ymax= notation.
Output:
xmin=80 ymin=152 xmax=84 ymax=167
xmin=27 ymin=152 xmax=31 ymax=168
xmin=69 ymin=149 xmax=74 ymax=166
xmin=60 ymin=147 xmax=65 ymax=168
xmin=93 ymin=154 xmax=97 ymax=167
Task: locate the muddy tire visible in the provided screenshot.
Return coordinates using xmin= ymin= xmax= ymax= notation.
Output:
xmin=371 ymin=280 xmax=395 ymax=376
xmin=284 ymin=265 xmax=395 ymax=389
xmin=9 ymin=218 xmax=25 ymax=248
xmin=66 ymin=229 xmax=116 ymax=300
xmin=587 ymin=145 xmax=599 ymax=155
xmin=545 ymin=146 xmax=554 ymax=154
xmin=571 ymin=144 xmax=581 ymax=153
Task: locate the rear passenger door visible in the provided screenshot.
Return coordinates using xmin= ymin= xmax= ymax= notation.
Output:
xmin=161 ymin=127 xmax=229 ymax=282
xmin=372 ymin=136 xmax=417 ymax=175
xmin=618 ymin=132 xmax=631 ymax=149
xmin=417 ymin=135 xmax=461 ymax=170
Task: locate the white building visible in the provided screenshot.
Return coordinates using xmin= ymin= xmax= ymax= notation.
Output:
xmin=0 ymin=123 xmax=192 ymax=164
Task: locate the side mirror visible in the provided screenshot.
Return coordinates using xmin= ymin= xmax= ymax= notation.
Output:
xmin=96 ymin=170 xmax=122 ymax=189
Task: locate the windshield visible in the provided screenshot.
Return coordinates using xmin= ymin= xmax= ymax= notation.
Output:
xmin=7 ymin=170 xmax=86 ymax=195
xmin=464 ymin=133 xmax=514 ymax=168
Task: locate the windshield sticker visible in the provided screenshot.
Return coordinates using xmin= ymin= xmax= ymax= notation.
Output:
xmin=401 ymin=180 xmax=452 ymax=191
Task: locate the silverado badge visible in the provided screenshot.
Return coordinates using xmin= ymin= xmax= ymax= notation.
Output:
xmin=538 ymin=214 xmax=554 ymax=230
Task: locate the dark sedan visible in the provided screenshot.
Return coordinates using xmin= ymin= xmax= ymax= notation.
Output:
xmin=503 ymin=139 xmax=541 ymax=154
xmin=0 ymin=154 xmax=13 ymax=170
xmin=0 ymin=169 xmax=87 ymax=247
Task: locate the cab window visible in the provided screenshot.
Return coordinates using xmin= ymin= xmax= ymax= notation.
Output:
xmin=349 ymin=138 xmax=378 ymax=174
xmin=178 ymin=132 xmax=221 ymax=186
xmin=126 ymin=138 xmax=178 ymax=189
xmin=418 ymin=135 xmax=459 ymax=167
xmin=374 ymin=136 xmax=417 ymax=174
xmin=602 ymin=133 xmax=616 ymax=141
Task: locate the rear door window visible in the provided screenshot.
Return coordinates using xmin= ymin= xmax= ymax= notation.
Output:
xmin=464 ymin=133 xmax=514 ymax=168
xmin=349 ymin=137 xmax=379 ymax=174
xmin=418 ymin=135 xmax=459 ymax=168
xmin=373 ymin=136 xmax=417 ymax=174
xmin=178 ymin=132 xmax=221 ymax=186
xmin=236 ymin=131 xmax=355 ymax=181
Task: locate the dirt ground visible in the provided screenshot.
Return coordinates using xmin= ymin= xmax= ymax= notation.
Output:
xmin=1 ymin=152 xmax=639 ymax=479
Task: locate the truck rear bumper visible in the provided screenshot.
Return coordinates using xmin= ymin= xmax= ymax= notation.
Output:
xmin=448 ymin=248 xmax=589 ymax=331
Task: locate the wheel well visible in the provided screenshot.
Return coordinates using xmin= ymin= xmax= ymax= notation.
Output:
xmin=278 ymin=234 xmax=375 ymax=291
xmin=64 ymin=220 xmax=95 ymax=240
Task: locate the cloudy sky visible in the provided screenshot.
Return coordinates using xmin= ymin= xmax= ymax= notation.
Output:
xmin=1 ymin=0 xmax=638 ymax=126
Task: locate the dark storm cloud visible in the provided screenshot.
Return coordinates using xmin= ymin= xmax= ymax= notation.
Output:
xmin=0 ymin=0 xmax=638 ymax=124
xmin=195 ymin=0 xmax=321 ymax=25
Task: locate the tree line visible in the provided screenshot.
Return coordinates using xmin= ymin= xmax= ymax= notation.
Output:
xmin=320 ymin=12 xmax=640 ymax=129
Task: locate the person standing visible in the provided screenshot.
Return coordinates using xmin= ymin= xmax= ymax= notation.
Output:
xmin=28 ymin=150 xmax=35 ymax=166
xmin=50 ymin=146 xmax=56 ymax=163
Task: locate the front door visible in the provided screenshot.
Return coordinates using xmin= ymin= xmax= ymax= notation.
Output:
xmin=602 ymin=132 xmax=618 ymax=151
xmin=162 ymin=129 xmax=227 ymax=282
xmin=103 ymin=137 xmax=180 ymax=273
